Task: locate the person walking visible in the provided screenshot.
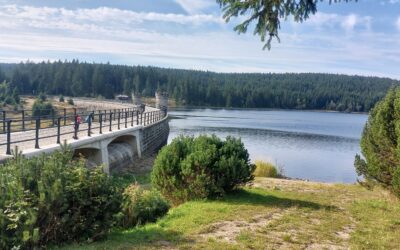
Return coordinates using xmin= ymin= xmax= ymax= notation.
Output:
xmin=73 ymin=114 xmax=81 ymax=139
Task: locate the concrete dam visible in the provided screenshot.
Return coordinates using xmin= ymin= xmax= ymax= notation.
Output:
xmin=0 ymin=93 xmax=170 ymax=173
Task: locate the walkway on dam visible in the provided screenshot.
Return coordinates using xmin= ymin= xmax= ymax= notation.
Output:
xmin=0 ymin=105 xmax=164 ymax=163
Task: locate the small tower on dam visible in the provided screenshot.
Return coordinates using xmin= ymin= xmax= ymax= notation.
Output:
xmin=131 ymin=92 xmax=142 ymax=106
xmin=132 ymin=92 xmax=145 ymax=113
xmin=155 ymin=91 xmax=168 ymax=112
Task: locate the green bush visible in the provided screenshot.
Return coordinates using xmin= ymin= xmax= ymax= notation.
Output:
xmin=38 ymin=92 xmax=47 ymax=102
xmin=0 ymin=81 xmax=19 ymax=106
xmin=32 ymin=98 xmax=55 ymax=117
xmin=0 ymin=146 xmax=121 ymax=249
xmin=355 ymin=87 xmax=400 ymax=197
xmin=254 ymin=160 xmax=278 ymax=178
xmin=59 ymin=95 xmax=65 ymax=102
xmin=119 ymin=184 xmax=169 ymax=228
xmin=151 ymin=135 xmax=255 ymax=204
xmin=67 ymin=98 xmax=74 ymax=105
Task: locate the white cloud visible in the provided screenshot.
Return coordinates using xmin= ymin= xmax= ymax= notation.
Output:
xmin=0 ymin=5 xmax=399 ymax=79
xmin=305 ymin=12 xmax=372 ymax=33
xmin=0 ymin=5 xmax=223 ymax=27
xmin=379 ymin=0 xmax=400 ymax=5
xmin=396 ymin=17 xmax=400 ymax=30
xmin=341 ymin=14 xmax=358 ymax=32
xmin=174 ymin=0 xmax=216 ymax=14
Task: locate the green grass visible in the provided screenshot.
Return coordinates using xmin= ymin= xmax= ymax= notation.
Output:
xmin=59 ymin=178 xmax=400 ymax=250
xmin=111 ymin=172 xmax=151 ymax=189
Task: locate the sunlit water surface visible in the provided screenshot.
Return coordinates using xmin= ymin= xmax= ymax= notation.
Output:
xmin=168 ymin=108 xmax=368 ymax=183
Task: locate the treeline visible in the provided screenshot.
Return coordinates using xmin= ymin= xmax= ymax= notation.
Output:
xmin=0 ymin=60 xmax=398 ymax=112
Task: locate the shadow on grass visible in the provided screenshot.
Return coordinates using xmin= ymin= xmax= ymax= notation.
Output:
xmin=220 ymin=189 xmax=337 ymax=211
xmin=60 ymin=225 xmax=190 ymax=250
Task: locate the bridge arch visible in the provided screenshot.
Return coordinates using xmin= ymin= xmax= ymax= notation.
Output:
xmin=107 ymin=134 xmax=139 ymax=172
xmin=108 ymin=134 xmax=139 ymax=157
xmin=73 ymin=147 xmax=102 ymax=168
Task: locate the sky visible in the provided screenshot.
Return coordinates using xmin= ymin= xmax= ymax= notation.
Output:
xmin=0 ymin=0 xmax=399 ymax=79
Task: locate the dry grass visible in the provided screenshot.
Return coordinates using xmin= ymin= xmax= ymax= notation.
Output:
xmin=254 ymin=160 xmax=278 ymax=178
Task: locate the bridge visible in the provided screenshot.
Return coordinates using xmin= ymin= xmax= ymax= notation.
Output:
xmin=0 ymin=97 xmax=170 ymax=174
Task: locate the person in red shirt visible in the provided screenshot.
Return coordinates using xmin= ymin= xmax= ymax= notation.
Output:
xmin=76 ymin=115 xmax=82 ymax=130
xmin=73 ymin=115 xmax=82 ymax=139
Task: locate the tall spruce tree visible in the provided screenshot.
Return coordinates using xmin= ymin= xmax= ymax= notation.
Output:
xmin=217 ymin=0 xmax=353 ymax=49
xmin=355 ymin=87 xmax=400 ymax=196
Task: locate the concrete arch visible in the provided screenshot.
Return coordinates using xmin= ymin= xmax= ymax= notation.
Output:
xmin=107 ymin=134 xmax=139 ymax=172
xmin=108 ymin=134 xmax=139 ymax=157
xmin=73 ymin=147 xmax=102 ymax=168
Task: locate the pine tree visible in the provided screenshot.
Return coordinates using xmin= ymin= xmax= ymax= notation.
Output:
xmin=355 ymin=88 xmax=400 ymax=196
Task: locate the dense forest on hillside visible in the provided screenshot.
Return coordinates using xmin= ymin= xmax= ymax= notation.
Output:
xmin=0 ymin=61 xmax=398 ymax=112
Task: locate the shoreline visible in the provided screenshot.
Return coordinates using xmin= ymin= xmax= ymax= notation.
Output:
xmin=169 ymin=105 xmax=368 ymax=115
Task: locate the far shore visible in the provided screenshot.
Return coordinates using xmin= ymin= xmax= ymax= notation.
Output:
xmin=169 ymin=105 xmax=368 ymax=115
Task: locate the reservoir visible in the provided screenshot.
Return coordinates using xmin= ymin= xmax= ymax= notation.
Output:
xmin=168 ymin=108 xmax=368 ymax=183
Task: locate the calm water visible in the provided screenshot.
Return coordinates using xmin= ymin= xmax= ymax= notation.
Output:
xmin=167 ymin=108 xmax=368 ymax=183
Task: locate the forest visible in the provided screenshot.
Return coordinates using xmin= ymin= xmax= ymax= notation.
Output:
xmin=0 ymin=60 xmax=398 ymax=112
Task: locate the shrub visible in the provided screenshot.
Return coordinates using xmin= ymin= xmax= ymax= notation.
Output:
xmin=0 ymin=146 xmax=121 ymax=249
xmin=59 ymin=95 xmax=64 ymax=102
xmin=254 ymin=160 xmax=278 ymax=178
xmin=67 ymin=98 xmax=74 ymax=105
xmin=355 ymin=87 xmax=400 ymax=197
xmin=32 ymin=98 xmax=55 ymax=117
xmin=0 ymin=82 xmax=19 ymax=106
xmin=151 ymin=135 xmax=255 ymax=204
xmin=119 ymin=184 xmax=169 ymax=228
xmin=38 ymin=92 xmax=47 ymax=102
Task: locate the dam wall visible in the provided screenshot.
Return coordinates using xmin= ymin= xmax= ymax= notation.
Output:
xmin=107 ymin=116 xmax=169 ymax=173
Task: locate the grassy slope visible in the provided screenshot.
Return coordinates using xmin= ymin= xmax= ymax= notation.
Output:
xmin=61 ymin=177 xmax=400 ymax=250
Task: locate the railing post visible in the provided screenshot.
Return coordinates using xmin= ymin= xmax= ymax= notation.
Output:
xmin=51 ymin=109 xmax=55 ymax=126
xmin=57 ymin=117 xmax=61 ymax=144
xmin=35 ymin=118 xmax=40 ymax=149
xmin=118 ymin=111 xmax=121 ymax=130
xmin=22 ymin=110 xmax=25 ymax=131
xmin=131 ymin=111 xmax=134 ymax=127
xmin=136 ymin=111 xmax=139 ymax=125
xmin=109 ymin=112 xmax=113 ymax=131
xmin=2 ymin=111 xmax=6 ymax=133
xmin=73 ymin=108 xmax=77 ymax=117
xmin=73 ymin=115 xmax=78 ymax=140
xmin=88 ymin=114 xmax=92 ymax=137
xmin=63 ymin=108 xmax=67 ymax=125
xmin=99 ymin=113 xmax=103 ymax=134
xmin=6 ymin=120 xmax=11 ymax=155
xmin=125 ymin=111 xmax=128 ymax=128
xmin=140 ymin=112 xmax=143 ymax=125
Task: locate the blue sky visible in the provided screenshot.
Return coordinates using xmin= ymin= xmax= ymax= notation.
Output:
xmin=0 ymin=0 xmax=399 ymax=79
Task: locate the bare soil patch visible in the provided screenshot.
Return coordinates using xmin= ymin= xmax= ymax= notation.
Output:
xmin=199 ymin=209 xmax=290 ymax=243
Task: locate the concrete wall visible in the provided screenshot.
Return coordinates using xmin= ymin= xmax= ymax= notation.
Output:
xmin=141 ymin=116 xmax=170 ymax=156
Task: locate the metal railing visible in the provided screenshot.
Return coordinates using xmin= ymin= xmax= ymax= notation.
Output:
xmin=0 ymin=107 xmax=167 ymax=155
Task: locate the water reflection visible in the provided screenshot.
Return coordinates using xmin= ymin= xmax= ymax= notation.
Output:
xmin=168 ymin=108 xmax=368 ymax=183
